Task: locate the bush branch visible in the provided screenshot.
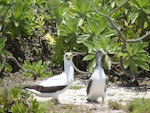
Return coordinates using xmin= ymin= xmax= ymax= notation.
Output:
xmin=6 ymin=56 xmax=37 ymax=80
xmin=109 ymin=0 xmax=129 ymax=17
xmin=92 ymin=1 xmax=135 ymax=79
xmin=72 ymin=62 xmax=90 ymax=74
xmin=127 ymin=31 xmax=150 ymax=43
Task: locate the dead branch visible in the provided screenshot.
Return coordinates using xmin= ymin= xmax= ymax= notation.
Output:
xmin=109 ymin=0 xmax=129 ymax=17
xmin=72 ymin=52 xmax=87 ymax=57
xmin=127 ymin=31 xmax=150 ymax=43
xmin=92 ymin=0 xmax=136 ymax=79
xmin=72 ymin=62 xmax=90 ymax=74
xmin=72 ymin=52 xmax=90 ymax=74
xmin=6 ymin=56 xmax=37 ymax=80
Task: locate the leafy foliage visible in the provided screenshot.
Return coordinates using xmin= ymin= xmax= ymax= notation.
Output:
xmin=0 ymin=85 xmax=46 ymax=113
xmin=23 ymin=60 xmax=52 ymax=77
xmin=123 ymin=42 xmax=150 ymax=75
xmin=50 ymin=0 xmax=150 ymax=76
xmin=0 ymin=0 xmax=149 ymax=77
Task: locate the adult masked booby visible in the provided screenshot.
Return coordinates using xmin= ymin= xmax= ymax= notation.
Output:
xmin=86 ymin=49 xmax=107 ymax=103
xmin=24 ymin=52 xmax=74 ymax=103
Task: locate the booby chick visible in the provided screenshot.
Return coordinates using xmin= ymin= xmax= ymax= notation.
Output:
xmin=86 ymin=49 xmax=107 ymax=104
xmin=24 ymin=52 xmax=74 ymax=104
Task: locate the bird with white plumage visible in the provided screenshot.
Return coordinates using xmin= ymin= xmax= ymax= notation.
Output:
xmin=23 ymin=52 xmax=74 ymax=104
xmin=86 ymin=48 xmax=107 ymax=104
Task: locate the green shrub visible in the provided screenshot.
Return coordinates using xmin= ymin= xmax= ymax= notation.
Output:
xmin=125 ymin=98 xmax=150 ymax=113
xmin=23 ymin=60 xmax=52 ymax=77
xmin=0 ymin=85 xmax=47 ymax=113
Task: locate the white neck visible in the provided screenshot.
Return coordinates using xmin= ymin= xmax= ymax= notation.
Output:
xmin=64 ymin=59 xmax=74 ymax=85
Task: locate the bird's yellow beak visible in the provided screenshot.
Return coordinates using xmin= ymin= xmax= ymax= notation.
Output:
xmin=66 ymin=53 xmax=72 ymax=60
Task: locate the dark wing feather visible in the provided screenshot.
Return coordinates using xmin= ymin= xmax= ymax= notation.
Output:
xmin=86 ymin=79 xmax=92 ymax=95
xmin=104 ymin=78 xmax=108 ymax=92
xmin=24 ymin=85 xmax=67 ymax=93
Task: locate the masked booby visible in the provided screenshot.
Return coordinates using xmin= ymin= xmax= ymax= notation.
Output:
xmin=24 ymin=52 xmax=74 ymax=104
xmin=86 ymin=49 xmax=107 ymax=103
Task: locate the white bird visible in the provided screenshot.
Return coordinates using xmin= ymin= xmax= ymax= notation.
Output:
xmin=86 ymin=48 xmax=107 ymax=104
xmin=24 ymin=52 xmax=74 ymax=104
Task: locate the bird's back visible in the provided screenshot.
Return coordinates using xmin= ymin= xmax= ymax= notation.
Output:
xmin=39 ymin=72 xmax=67 ymax=87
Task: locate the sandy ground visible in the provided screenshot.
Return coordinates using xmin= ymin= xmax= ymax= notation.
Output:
xmin=33 ymin=78 xmax=150 ymax=113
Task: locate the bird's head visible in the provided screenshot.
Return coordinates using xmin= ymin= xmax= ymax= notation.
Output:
xmin=96 ymin=48 xmax=106 ymax=57
xmin=65 ymin=52 xmax=73 ymax=60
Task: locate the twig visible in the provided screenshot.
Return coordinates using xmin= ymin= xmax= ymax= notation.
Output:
xmin=127 ymin=31 xmax=150 ymax=43
xmin=107 ymin=17 xmax=127 ymax=41
xmin=6 ymin=56 xmax=37 ymax=80
xmin=92 ymin=1 xmax=135 ymax=79
xmin=72 ymin=62 xmax=90 ymax=74
xmin=109 ymin=0 xmax=129 ymax=17
xmin=72 ymin=52 xmax=87 ymax=57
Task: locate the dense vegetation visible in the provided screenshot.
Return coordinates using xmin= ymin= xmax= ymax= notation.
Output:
xmin=0 ymin=0 xmax=150 ymax=112
xmin=0 ymin=0 xmax=150 ymax=79
xmin=0 ymin=0 xmax=149 ymax=79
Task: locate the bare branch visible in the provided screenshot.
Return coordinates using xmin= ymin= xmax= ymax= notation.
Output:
xmin=72 ymin=52 xmax=87 ymax=57
xmin=107 ymin=17 xmax=127 ymax=41
xmin=92 ymin=2 xmax=134 ymax=79
xmin=109 ymin=0 xmax=129 ymax=16
xmin=7 ymin=56 xmax=37 ymax=80
xmin=127 ymin=31 xmax=150 ymax=43
xmin=92 ymin=4 xmax=127 ymax=41
xmin=72 ymin=62 xmax=90 ymax=74
xmin=92 ymin=5 xmax=107 ymax=17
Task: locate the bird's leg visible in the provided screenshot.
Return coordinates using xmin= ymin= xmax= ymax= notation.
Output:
xmin=101 ymin=97 xmax=104 ymax=108
xmin=51 ymin=98 xmax=60 ymax=105
xmin=55 ymin=98 xmax=60 ymax=105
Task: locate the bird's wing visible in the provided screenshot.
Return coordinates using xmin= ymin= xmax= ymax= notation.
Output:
xmin=104 ymin=77 xmax=108 ymax=92
xmin=39 ymin=72 xmax=67 ymax=87
xmin=24 ymin=85 xmax=67 ymax=93
xmin=86 ymin=79 xmax=92 ymax=95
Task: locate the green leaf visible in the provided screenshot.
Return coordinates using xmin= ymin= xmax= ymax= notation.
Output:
xmin=135 ymin=53 xmax=150 ymax=62
xmin=95 ymin=17 xmax=108 ymax=35
xmin=87 ymin=59 xmax=96 ymax=73
xmin=0 ymin=37 xmax=7 ymax=51
xmin=134 ymin=60 xmax=149 ymax=71
xmin=130 ymin=61 xmax=138 ymax=75
xmin=87 ymin=18 xmax=97 ymax=33
xmin=5 ymin=63 xmax=12 ymax=72
xmin=137 ymin=0 xmax=149 ymax=8
xmin=100 ymin=37 xmax=110 ymax=51
xmin=77 ymin=34 xmax=90 ymax=43
xmin=73 ymin=0 xmax=91 ymax=15
xmin=93 ymin=36 xmax=102 ymax=50
xmin=128 ymin=12 xmax=139 ymax=24
xmin=82 ymin=54 xmax=95 ymax=61
xmin=126 ymin=43 xmax=133 ymax=56
xmin=83 ymin=41 xmax=95 ymax=53
xmin=100 ymin=29 xmax=117 ymax=38
xmin=123 ymin=56 xmax=132 ymax=69
xmin=129 ymin=0 xmax=140 ymax=8
xmin=103 ymin=55 xmax=111 ymax=70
